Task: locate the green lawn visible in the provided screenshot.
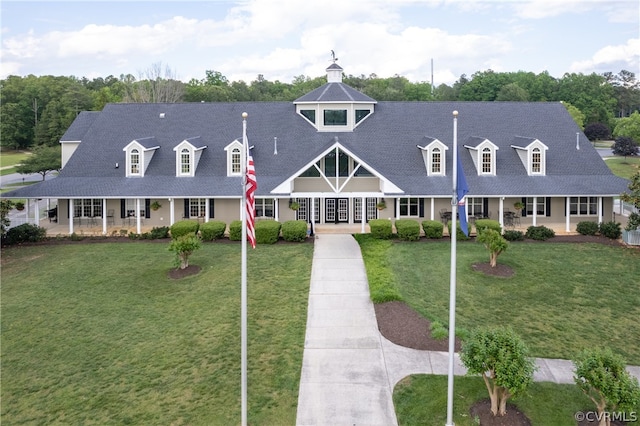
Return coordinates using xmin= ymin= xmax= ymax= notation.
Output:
xmin=357 ymin=236 xmax=640 ymax=364
xmin=605 ymin=156 xmax=640 ymax=179
xmin=1 ymin=241 xmax=313 ymax=425
xmin=0 ymin=151 xmax=30 ymax=168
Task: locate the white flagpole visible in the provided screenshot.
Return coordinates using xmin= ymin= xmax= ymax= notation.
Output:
xmin=445 ymin=110 xmax=458 ymax=426
xmin=240 ymin=112 xmax=248 ymax=426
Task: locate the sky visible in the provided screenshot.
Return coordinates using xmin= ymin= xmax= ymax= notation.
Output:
xmin=1 ymin=0 xmax=638 ymax=86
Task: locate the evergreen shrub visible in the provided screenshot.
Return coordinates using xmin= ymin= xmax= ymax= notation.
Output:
xmin=474 ymin=219 xmax=501 ymax=235
xmin=422 ymin=220 xmax=443 ymax=239
xmin=395 ymin=219 xmax=421 ymax=241
xmin=447 ymin=220 xmax=471 ymax=240
xmin=229 ymin=220 xmax=242 ymax=241
xmin=3 ymin=223 xmax=47 ymax=245
xmin=576 ymin=221 xmax=599 ymax=236
xmin=255 ymin=220 xmax=281 ymax=244
xmin=503 ymin=230 xmax=524 ymax=241
xmin=170 ymin=220 xmax=199 ymax=239
xmin=281 ymin=220 xmax=308 ymax=242
xmin=369 ymin=219 xmax=393 ymax=239
xmin=599 ymin=221 xmax=622 ymax=239
xmin=200 ymin=221 xmax=226 ymax=241
xmin=525 ymin=225 xmax=555 ymax=241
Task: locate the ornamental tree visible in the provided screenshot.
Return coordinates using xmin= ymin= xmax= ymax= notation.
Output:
xmin=460 ymin=327 xmax=535 ymax=416
xmin=168 ymin=232 xmax=201 ymax=270
xmin=477 ymin=228 xmax=508 ymax=267
xmin=15 ymin=145 xmax=61 ymax=181
xmin=621 ymin=172 xmax=640 ymax=231
xmin=612 ymin=136 xmax=639 ymax=158
xmin=573 ymin=348 xmax=640 ymax=426
xmin=584 ymin=122 xmax=611 ymax=141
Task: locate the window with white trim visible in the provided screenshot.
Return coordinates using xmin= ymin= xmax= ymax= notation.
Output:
xmin=481 ymin=147 xmax=492 ymax=174
xmin=531 ymin=148 xmax=541 ymax=174
xmin=570 ymin=197 xmax=597 ymax=215
xmin=130 ymin=149 xmax=140 ymax=175
xmin=256 ymin=199 xmax=274 ymax=218
xmin=189 ymin=198 xmax=207 ymax=218
xmin=231 ymin=148 xmax=241 ymax=174
xmin=468 ymin=198 xmax=484 ymax=216
xmin=432 ymin=148 xmax=442 ymax=174
xmin=73 ymin=199 xmax=103 ymax=217
xmin=525 ymin=197 xmax=546 ymax=215
xmin=180 ymin=148 xmax=191 ymax=175
xmin=399 ymin=197 xmax=419 ymax=216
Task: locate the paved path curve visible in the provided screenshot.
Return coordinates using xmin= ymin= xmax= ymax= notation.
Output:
xmin=296 ymin=234 xmax=640 ymax=425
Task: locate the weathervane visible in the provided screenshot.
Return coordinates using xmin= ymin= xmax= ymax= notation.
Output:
xmin=330 ymin=50 xmax=338 ymax=63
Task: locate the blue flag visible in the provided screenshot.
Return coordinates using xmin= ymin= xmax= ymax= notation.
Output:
xmin=456 ymin=148 xmax=469 ymax=236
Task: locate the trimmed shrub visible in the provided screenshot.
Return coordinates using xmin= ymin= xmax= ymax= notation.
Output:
xmin=229 ymin=220 xmax=242 ymax=241
xmin=170 ymin=220 xmax=200 ymax=239
xmin=200 ymin=220 xmax=226 ymax=241
xmin=3 ymin=223 xmax=47 ymax=245
xmin=599 ymin=221 xmax=622 ymax=239
xmin=369 ymin=219 xmax=393 ymax=239
xmin=395 ymin=219 xmax=421 ymax=241
xmin=149 ymin=226 xmax=170 ymax=239
xmin=447 ymin=220 xmax=471 ymax=240
xmin=525 ymin=225 xmax=555 ymax=241
xmin=475 ymin=219 xmax=501 ymax=235
xmin=503 ymin=230 xmax=524 ymax=241
xmin=576 ymin=221 xmax=599 ymax=236
xmin=422 ymin=220 xmax=443 ymax=239
xmin=255 ymin=220 xmax=281 ymax=244
xmin=281 ymin=220 xmax=308 ymax=242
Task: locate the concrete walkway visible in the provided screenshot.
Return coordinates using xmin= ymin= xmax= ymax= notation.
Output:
xmin=296 ymin=233 xmax=640 ymax=425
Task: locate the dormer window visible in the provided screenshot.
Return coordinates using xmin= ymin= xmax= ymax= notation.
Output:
xmin=231 ymin=147 xmax=241 ymax=174
xmin=123 ymin=138 xmax=160 ymax=177
xmin=511 ymin=137 xmax=548 ymax=176
xmin=173 ymin=137 xmax=206 ymax=177
xmin=464 ymin=138 xmax=498 ymax=176
xmin=225 ymin=140 xmax=243 ymax=176
xmin=130 ymin=149 xmax=140 ymax=175
xmin=180 ymin=148 xmax=191 ymax=175
xmin=532 ymin=148 xmax=541 ymax=173
xmin=482 ymin=147 xmax=492 ymax=174
xmin=418 ymin=138 xmax=447 ymax=176
xmin=300 ymin=109 xmax=316 ymax=124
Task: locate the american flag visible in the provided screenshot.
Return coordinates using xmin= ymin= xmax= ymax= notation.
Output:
xmin=245 ymin=149 xmax=257 ymax=249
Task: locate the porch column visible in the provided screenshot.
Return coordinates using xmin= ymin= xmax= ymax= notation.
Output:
xmin=430 ymin=198 xmax=435 ymax=221
xmin=395 ymin=198 xmax=400 ymax=220
xmin=205 ymin=198 xmax=210 ymax=223
xmin=169 ymin=198 xmax=175 ymax=225
xmin=69 ymin=199 xmax=74 ymax=235
xmin=532 ymin=197 xmax=537 ymax=226
xmin=361 ymin=196 xmax=366 ymax=233
xmin=598 ymin=197 xmax=603 ymax=224
xmin=102 ymin=198 xmax=107 ymax=235
xmin=275 ymin=198 xmax=280 ymax=221
xmin=309 ymin=197 xmax=315 ymax=235
xmin=499 ymin=198 xmax=504 ymax=232
xmin=136 ymin=198 xmax=141 ymax=234
xmin=565 ymin=196 xmax=571 ymax=233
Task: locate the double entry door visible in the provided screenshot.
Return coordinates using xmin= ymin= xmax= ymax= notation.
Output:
xmin=325 ymin=198 xmax=349 ymax=223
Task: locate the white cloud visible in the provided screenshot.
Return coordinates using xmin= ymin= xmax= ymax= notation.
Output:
xmin=569 ymin=38 xmax=640 ymax=73
xmin=511 ymin=0 xmax=637 ymax=22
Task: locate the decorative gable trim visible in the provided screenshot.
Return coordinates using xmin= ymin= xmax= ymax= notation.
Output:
xmin=224 ymin=140 xmax=243 ymax=176
xmin=464 ymin=138 xmax=499 ymax=176
xmin=511 ymin=137 xmax=548 ymax=176
xmin=173 ymin=137 xmax=206 ymax=177
xmin=123 ymin=137 xmax=160 ymax=177
xmin=417 ymin=137 xmax=448 ymax=176
xmin=271 ymin=141 xmax=402 ymax=195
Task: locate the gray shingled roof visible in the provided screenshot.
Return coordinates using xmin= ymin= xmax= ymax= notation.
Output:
xmin=294 ymin=82 xmax=377 ymax=103
xmin=3 ymin=100 xmax=629 ymax=200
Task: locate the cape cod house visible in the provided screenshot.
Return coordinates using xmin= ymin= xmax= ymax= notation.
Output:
xmin=3 ymin=61 xmax=630 ymax=236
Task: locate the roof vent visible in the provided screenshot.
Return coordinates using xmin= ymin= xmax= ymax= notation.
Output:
xmin=159 ymin=113 xmax=165 ymax=118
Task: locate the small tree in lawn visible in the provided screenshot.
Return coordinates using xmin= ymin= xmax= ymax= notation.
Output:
xmin=622 ymin=172 xmax=640 ymax=231
xmin=168 ymin=232 xmax=201 ymax=269
xmin=573 ymin=348 xmax=640 ymax=426
xmin=612 ymin=136 xmax=639 ymax=158
xmin=477 ymin=228 xmax=508 ymax=267
xmin=460 ymin=327 xmax=535 ymax=416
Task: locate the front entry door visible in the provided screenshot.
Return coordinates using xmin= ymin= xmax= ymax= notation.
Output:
xmin=325 ymin=198 xmax=349 ymax=223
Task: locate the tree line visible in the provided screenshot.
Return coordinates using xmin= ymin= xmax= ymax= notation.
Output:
xmin=1 ymin=64 xmax=639 ymax=151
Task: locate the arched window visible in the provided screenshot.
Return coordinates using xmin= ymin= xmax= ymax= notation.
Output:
xmin=181 ymin=148 xmax=191 ymax=174
xmin=481 ymin=147 xmax=492 ymax=174
xmin=532 ymin=147 xmax=541 ymax=173
xmin=431 ymin=147 xmax=441 ymax=173
xmin=131 ymin=149 xmax=140 ymax=174
xmin=231 ymin=148 xmax=241 ymax=174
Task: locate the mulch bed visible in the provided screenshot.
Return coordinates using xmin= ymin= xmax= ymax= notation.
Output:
xmin=167 ymin=264 xmax=201 ymax=279
xmin=469 ymin=399 xmax=532 ymax=426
